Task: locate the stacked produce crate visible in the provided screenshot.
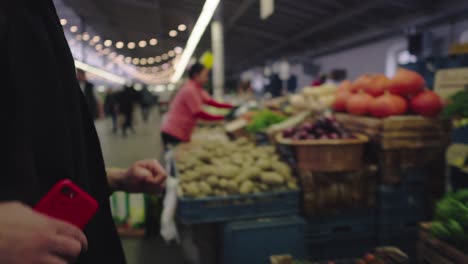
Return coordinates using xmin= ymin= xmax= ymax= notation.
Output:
xmin=276 ymin=116 xmax=377 ymax=261
xmin=335 ymin=113 xmax=450 ymax=259
xmin=173 ymin=137 xmax=306 ymax=264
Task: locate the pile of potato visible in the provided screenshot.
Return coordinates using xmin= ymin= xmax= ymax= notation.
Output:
xmin=176 ymin=138 xmax=299 ymax=198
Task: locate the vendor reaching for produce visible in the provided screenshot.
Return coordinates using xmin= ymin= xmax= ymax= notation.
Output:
xmin=161 ymin=63 xmax=233 ymax=146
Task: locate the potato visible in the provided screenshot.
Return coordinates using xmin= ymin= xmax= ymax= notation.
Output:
xmin=218 ymin=165 xmax=240 ymax=179
xmin=260 ymin=172 xmax=284 ymax=185
xmin=239 ymin=167 xmax=261 ymax=180
xmin=219 ymin=178 xmax=228 ymax=188
xmin=272 ymin=162 xmax=292 ymax=178
xmin=199 ymin=166 xmax=217 ymax=176
xmin=287 ymin=181 xmax=299 ymax=190
xmin=258 ymin=183 xmax=269 ymax=191
xmin=206 ymin=175 xmax=219 ymax=186
xmin=198 ymin=182 xmax=213 ymax=195
xmin=258 ymin=146 xmax=275 ymax=154
xmin=239 ymin=180 xmax=254 ymax=194
xmin=226 ymin=180 xmax=238 ymax=193
xmin=256 ymin=159 xmax=271 ymax=171
xmin=183 ymin=182 xmax=200 ymax=197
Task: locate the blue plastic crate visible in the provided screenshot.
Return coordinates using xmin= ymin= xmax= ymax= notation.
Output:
xmin=177 ymin=190 xmax=300 ymax=225
xmin=304 ymin=209 xmax=377 ymax=261
xmin=451 ymin=126 xmax=468 ymax=144
xmin=305 ymin=209 xmax=376 ymax=241
xmin=377 ymin=185 xmax=427 ymax=226
xmin=222 ymin=215 xmax=306 ymax=264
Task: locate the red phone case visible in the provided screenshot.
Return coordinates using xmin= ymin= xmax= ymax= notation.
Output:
xmin=34 ymin=179 xmax=99 ymax=229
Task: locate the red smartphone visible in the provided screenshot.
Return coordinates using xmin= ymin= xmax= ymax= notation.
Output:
xmin=34 ymin=179 xmax=99 ymax=229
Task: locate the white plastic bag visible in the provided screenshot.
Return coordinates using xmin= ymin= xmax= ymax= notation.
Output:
xmin=160 ymin=150 xmax=180 ymax=243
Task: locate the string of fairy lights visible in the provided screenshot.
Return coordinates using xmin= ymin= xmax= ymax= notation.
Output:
xmin=60 ymin=17 xmax=185 ymax=82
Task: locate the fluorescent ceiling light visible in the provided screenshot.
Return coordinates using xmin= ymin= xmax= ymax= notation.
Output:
xmin=171 ymin=0 xmax=220 ymax=83
xmin=75 ymin=60 xmax=126 ymax=85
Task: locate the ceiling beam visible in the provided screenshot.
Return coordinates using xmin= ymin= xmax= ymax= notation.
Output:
xmin=229 ymin=0 xmax=468 ymax=74
xmin=235 ymin=0 xmax=385 ymax=68
xmin=231 ymin=25 xmax=284 ymax=42
xmin=277 ymin=1 xmax=331 ymax=16
xmin=226 ymin=0 xmax=256 ymax=32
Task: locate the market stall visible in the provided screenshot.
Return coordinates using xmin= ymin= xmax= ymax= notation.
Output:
xmin=158 ymin=66 xmax=468 ymax=264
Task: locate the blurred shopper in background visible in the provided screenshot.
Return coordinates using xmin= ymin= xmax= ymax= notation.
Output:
xmin=161 ymin=63 xmax=233 ymax=148
xmin=117 ymin=85 xmax=139 ymax=137
xmin=140 ymin=85 xmax=153 ymax=123
xmin=104 ymin=89 xmax=118 ymax=133
xmin=1 ymin=1 xmax=166 ymax=263
xmin=77 ymin=69 xmax=102 ymax=120
xmin=311 ymin=73 xmax=327 ymax=86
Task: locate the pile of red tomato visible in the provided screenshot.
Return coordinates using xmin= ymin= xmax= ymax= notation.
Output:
xmin=333 ymin=69 xmax=444 ymax=118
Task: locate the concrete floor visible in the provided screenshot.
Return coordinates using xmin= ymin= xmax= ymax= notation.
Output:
xmin=95 ymin=107 xmax=185 ymax=264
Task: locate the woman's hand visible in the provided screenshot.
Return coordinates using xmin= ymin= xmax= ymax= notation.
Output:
xmin=0 ymin=202 xmax=87 ymax=264
xmin=107 ymin=159 xmax=167 ymax=194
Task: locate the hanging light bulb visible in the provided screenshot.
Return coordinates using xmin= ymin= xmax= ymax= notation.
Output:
xmin=125 ymin=57 xmax=132 ymax=64
xmin=178 ymin=24 xmax=187 ymax=31
xmin=95 ymin=44 xmax=103 ymax=51
xmin=70 ymin=25 xmax=78 ymax=33
xmin=60 ymin=19 xmax=68 ymax=26
xmin=138 ymin=40 xmax=147 ymax=48
xmin=148 ymin=57 xmax=155 ymax=64
xmin=169 ymin=30 xmax=178 ymax=37
xmin=116 ymin=41 xmax=124 ymax=49
xmin=149 ymin=38 xmax=158 ymax=46
xmin=127 ymin=42 xmax=136 ymax=49
xmin=82 ymin=32 xmax=90 ymax=41
xmin=140 ymin=58 xmax=147 ymax=65
xmin=174 ymin=46 xmax=183 ymax=54
xmin=168 ymin=50 xmax=175 ymax=57
xmin=92 ymin=36 xmax=100 ymax=42
xmin=162 ymin=53 xmax=169 ymax=60
xmin=132 ymin=58 xmax=140 ymax=65
xmin=155 ymin=56 xmax=162 ymax=63
xmin=104 ymin=40 xmax=113 ymax=47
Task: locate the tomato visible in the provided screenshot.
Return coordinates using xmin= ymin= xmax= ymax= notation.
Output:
xmin=369 ymin=92 xmax=408 ymax=118
xmin=389 ymin=68 xmax=425 ymax=96
xmin=337 ymin=80 xmax=352 ymax=94
xmin=333 ymin=90 xmax=351 ymax=112
xmin=346 ymin=92 xmax=374 ymax=115
xmin=410 ymin=90 xmax=443 ymax=117
xmin=350 ymin=75 xmax=373 ymax=93
xmin=365 ymin=74 xmax=391 ymax=97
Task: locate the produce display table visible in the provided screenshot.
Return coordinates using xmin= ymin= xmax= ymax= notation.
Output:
xmin=417 ymin=222 xmax=468 ymax=264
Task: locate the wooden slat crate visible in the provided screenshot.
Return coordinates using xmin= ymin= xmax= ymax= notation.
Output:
xmin=298 ymin=166 xmax=377 ymax=216
xmin=336 ymin=114 xmax=451 ymax=150
xmin=418 ymin=223 xmax=468 ymax=264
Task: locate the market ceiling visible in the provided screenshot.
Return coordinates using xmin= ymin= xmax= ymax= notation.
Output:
xmin=59 ymin=0 xmax=468 ymax=76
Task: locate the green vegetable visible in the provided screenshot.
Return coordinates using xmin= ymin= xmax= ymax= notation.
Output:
xmin=431 ymin=189 xmax=468 ymax=253
xmin=442 ymin=90 xmax=468 ymax=119
xmin=246 ymin=110 xmax=287 ymax=134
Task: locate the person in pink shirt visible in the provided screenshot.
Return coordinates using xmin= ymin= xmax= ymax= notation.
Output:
xmin=161 ymin=63 xmax=232 ymax=147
